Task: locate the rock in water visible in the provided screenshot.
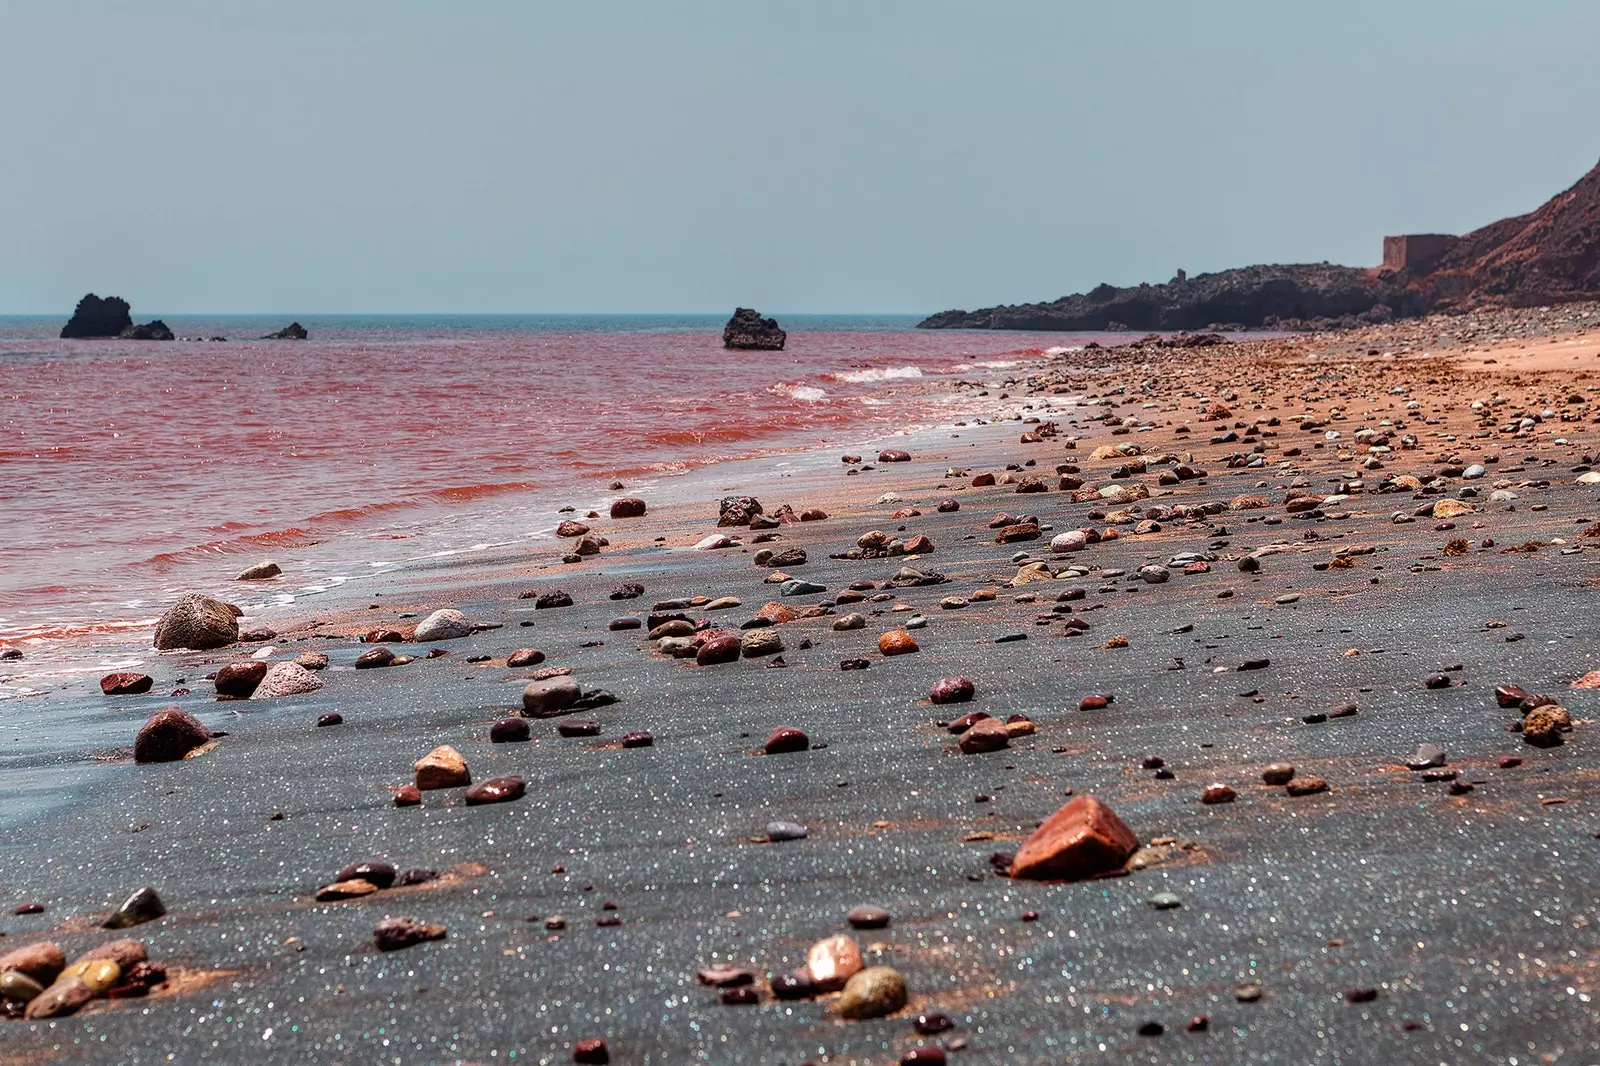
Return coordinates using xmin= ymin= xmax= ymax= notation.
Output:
xmin=236 ymin=561 xmax=282 ymax=580
xmin=261 ymin=322 xmax=308 ymax=340
xmin=134 ymin=708 xmax=213 ymax=762
xmin=153 ymin=593 xmax=239 ymax=650
xmin=413 ymin=608 xmax=472 ymax=642
xmin=721 ymin=307 xmax=787 ymax=350
xmin=103 ymin=886 xmax=165 ymax=929
xmin=120 ymin=319 xmax=175 ymax=340
xmin=60 ymin=293 xmax=132 ymax=338
xmin=1009 ymin=795 xmax=1138 ymax=881
xmin=836 ymin=965 xmax=908 ymax=1019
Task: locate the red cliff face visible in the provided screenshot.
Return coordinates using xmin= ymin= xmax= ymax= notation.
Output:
xmin=1412 ymin=157 xmax=1600 ymax=309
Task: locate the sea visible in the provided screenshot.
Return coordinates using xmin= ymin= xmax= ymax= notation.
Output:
xmin=0 ymin=314 xmax=1115 ymax=655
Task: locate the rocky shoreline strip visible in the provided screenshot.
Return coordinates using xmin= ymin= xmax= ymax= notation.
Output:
xmin=3 ymin=305 xmax=1600 ymax=1061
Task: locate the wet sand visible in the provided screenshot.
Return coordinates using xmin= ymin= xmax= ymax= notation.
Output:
xmin=4 ymin=306 xmax=1600 ymax=1064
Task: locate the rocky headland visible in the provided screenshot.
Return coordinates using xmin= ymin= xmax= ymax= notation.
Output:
xmin=922 ymin=156 xmax=1600 ymax=332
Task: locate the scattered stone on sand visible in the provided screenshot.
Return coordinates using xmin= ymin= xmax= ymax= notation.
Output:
xmin=103 ymin=886 xmax=165 ymax=929
xmin=1009 ymin=795 xmax=1138 ymax=881
xmin=959 ymin=717 xmax=1011 ymax=754
xmin=1201 ymin=783 xmax=1237 ymax=804
xmin=414 ymin=745 xmax=471 ymax=789
xmin=134 ymin=708 xmax=213 ymax=763
xmin=355 ymin=646 xmax=396 ymax=669
xmin=522 ymin=676 xmax=583 ymax=717
xmin=465 ymin=776 xmax=526 ymax=805
xmin=846 ymin=905 xmax=891 ymax=929
xmin=507 ymin=648 xmax=546 ymax=668
xmin=315 ymin=879 xmax=380 ymax=902
xmin=610 ymin=497 xmax=647 ymax=518
xmin=236 ymin=561 xmax=282 ymax=580
xmin=215 ymin=660 xmax=268 ymax=696
xmin=374 ymin=917 xmax=447 ymax=952
xmin=764 ymin=727 xmax=810 ymax=754
xmin=742 ymin=629 xmax=784 ymax=658
xmin=1261 ymin=763 xmax=1295 ymax=785
xmin=836 ymin=965 xmax=907 ymax=1019
xmin=153 ymin=593 xmax=240 ymax=650
xmin=929 ymin=676 xmax=975 ymax=704
xmin=766 ymin=821 xmax=807 ymax=842
xmin=807 ymin=934 xmax=864 ymax=991
xmin=414 ymin=609 xmax=472 ymax=641
xmin=491 ymin=718 xmax=532 ymax=743
xmin=0 ymin=942 xmax=66 ymax=986
xmin=1523 ymin=705 xmax=1568 ymax=747
xmin=1285 ymin=776 xmax=1329 ymax=796
xmin=878 ymin=630 xmax=919 ymax=655
xmin=100 ymin=671 xmax=153 ymax=695
xmin=832 ymin=612 xmax=866 ymax=630
xmin=1406 ymin=743 xmax=1448 ymax=770
xmin=251 ymin=661 xmax=324 ymax=699
xmin=394 ymin=785 xmax=422 ymax=807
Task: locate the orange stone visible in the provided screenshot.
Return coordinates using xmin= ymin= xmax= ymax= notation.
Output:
xmin=1572 ymin=670 xmax=1600 ymax=689
xmin=878 ymin=630 xmax=919 ymax=656
xmin=756 ymin=602 xmax=799 ymax=625
xmin=1009 ymin=795 xmax=1138 ymax=881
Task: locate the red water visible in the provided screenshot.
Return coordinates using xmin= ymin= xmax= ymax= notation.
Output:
xmin=0 ymin=321 xmax=1092 ymax=641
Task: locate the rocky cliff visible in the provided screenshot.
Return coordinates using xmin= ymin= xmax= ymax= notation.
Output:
xmin=60 ymin=294 xmax=133 ymax=338
xmin=922 ymin=157 xmax=1600 ymax=332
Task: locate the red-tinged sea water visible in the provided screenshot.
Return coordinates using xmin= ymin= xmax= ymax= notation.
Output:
xmin=0 ymin=314 xmax=1114 ymax=646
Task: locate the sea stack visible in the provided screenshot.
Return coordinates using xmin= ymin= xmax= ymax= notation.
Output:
xmin=121 ymin=320 xmax=175 ymax=341
xmin=722 ymin=308 xmax=786 ymax=350
xmin=60 ymin=294 xmax=132 ymax=339
xmin=262 ymin=322 xmax=309 ymax=340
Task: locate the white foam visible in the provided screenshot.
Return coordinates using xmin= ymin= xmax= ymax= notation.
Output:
xmin=769 ymin=382 xmax=827 ymax=402
xmin=829 ymin=366 xmax=924 ymax=384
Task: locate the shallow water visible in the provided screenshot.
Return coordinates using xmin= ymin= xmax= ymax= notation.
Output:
xmin=0 ymin=315 xmax=1115 ymax=642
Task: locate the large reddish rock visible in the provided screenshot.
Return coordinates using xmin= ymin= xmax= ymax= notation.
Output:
xmin=214 ymin=661 xmax=268 ymax=698
xmin=610 ymin=497 xmax=647 ymax=518
xmin=153 ymin=593 xmax=239 ymax=650
xmin=134 ymin=708 xmax=213 ymax=763
xmin=1009 ymin=795 xmax=1138 ymax=881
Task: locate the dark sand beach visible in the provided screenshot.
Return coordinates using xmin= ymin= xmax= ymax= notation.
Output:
xmin=5 ymin=307 xmax=1600 ymax=1064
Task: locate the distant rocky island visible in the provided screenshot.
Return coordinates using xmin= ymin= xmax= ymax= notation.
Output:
xmin=58 ymin=295 xmax=307 ymax=341
xmin=921 ymin=156 xmax=1600 ymax=332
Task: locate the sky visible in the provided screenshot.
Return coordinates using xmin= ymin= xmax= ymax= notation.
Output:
xmin=2 ymin=0 xmax=1598 ymax=315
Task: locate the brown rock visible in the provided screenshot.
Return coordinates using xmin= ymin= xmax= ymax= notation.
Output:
xmin=0 ymin=941 xmax=66 ymax=985
xmin=354 ymin=646 xmax=396 ymax=669
xmin=214 ymin=661 xmax=269 ymax=696
xmin=315 ymin=879 xmax=379 ymax=902
xmin=929 ymin=676 xmax=975 ymax=704
xmin=1201 ymin=783 xmax=1237 ymax=805
xmin=23 ymin=976 xmax=96 ymax=1019
xmin=610 ymin=497 xmax=647 ymax=518
xmin=506 ymin=648 xmax=546 ymax=668
xmin=971 ymin=472 xmax=996 ymax=487
xmin=522 ymin=676 xmax=582 ymax=717
xmin=806 ymin=934 xmax=864 ymax=992
xmin=152 ymin=593 xmax=239 ymax=650
xmin=556 ymin=520 xmax=590 ymax=537
xmin=879 ymin=449 xmax=911 ymax=463
xmin=100 ymin=672 xmax=153 ymax=695
xmin=878 ymin=630 xmax=919 ymax=656
xmin=1523 ymin=705 xmax=1568 ymax=747
xmin=836 ymin=965 xmax=907 ymax=1020
xmin=374 ymin=917 xmax=447 ymax=952
xmin=1009 ymin=795 xmax=1139 ymax=881
xmin=413 ymin=745 xmax=470 ymax=789
xmin=573 ymin=1038 xmax=610 ymax=1064
xmin=394 ymin=784 xmax=422 ymax=807
xmin=465 ymin=775 xmax=526 ymax=805
xmin=958 ymin=717 xmax=1010 ymax=754
xmin=1285 ymin=776 xmax=1329 ymax=796
xmin=696 ymin=633 xmax=742 ymax=666
xmin=1261 ymin=763 xmax=1295 ymax=785
xmin=134 ymin=708 xmax=213 ymax=763
xmin=81 ymin=939 xmax=148 ymax=971
xmin=764 ymin=727 xmax=810 ymax=754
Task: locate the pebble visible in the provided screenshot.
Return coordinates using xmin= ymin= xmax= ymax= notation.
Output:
xmin=846 ymin=904 xmax=891 ymax=929
xmin=315 ymin=879 xmax=379 ymax=902
xmin=374 ymin=917 xmax=447 ymax=952
xmin=901 ymin=1049 xmax=946 ymax=1065
xmin=506 ymin=648 xmax=546 ymax=668
xmin=354 ymin=646 xmax=396 ymax=670
xmin=770 ymin=971 xmax=818 ymax=1000
xmin=878 ymin=630 xmax=919 ymax=655
xmin=134 ymin=708 xmax=213 ymax=763
xmin=1201 ymin=783 xmax=1236 ymax=804
xmin=915 ymin=1011 xmax=955 ymax=1035
xmin=573 ymin=1037 xmax=610 ymax=1064
xmin=317 ymin=712 xmax=343 ymax=727
xmin=251 ymin=661 xmax=324 ymax=699
xmin=558 ymin=720 xmax=601 ymax=737
xmin=337 ymin=860 xmax=397 ymax=888
xmin=523 ymin=676 xmax=582 ymax=717
xmin=100 ymin=672 xmax=153 ymax=695
xmin=414 ymin=608 xmax=472 ymax=641
xmin=1285 ymin=776 xmax=1329 ymax=796
xmin=806 ymin=934 xmax=864 ymax=990
xmin=1406 ymin=743 xmax=1447 ymax=770
xmin=742 ymin=629 xmax=785 ymax=658
xmin=1261 ymin=763 xmax=1295 ymax=785
xmin=929 ymin=676 xmax=975 ymax=704
xmin=836 ymin=965 xmax=907 ymax=1019
xmin=696 ymin=633 xmax=742 ymax=665
xmin=832 ymin=612 xmax=867 ymax=630
xmin=491 ymin=718 xmax=531 ymax=743
xmin=958 ymin=717 xmax=1011 ymax=753
xmin=622 ymin=730 xmax=653 ymax=748
xmin=414 ymin=745 xmax=471 ymax=789
xmin=103 ymin=886 xmax=166 ymax=929
xmin=215 ymin=660 xmax=269 ymax=694
xmin=764 ymin=727 xmax=810 ymax=754
xmin=766 ymin=821 xmax=807 ymax=842
xmin=0 ymin=942 xmax=65 ymax=985
xmin=1523 ymin=705 xmax=1567 ymax=747
xmin=1234 ymin=983 xmax=1264 ymax=1002
xmin=465 ymin=775 xmax=526 ymax=805
xmin=1148 ymin=891 xmax=1182 ymax=910
xmin=1009 ymin=795 xmax=1138 ymax=881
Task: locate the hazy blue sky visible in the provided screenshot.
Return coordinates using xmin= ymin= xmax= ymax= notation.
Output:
xmin=3 ymin=1 xmax=1598 ymax=314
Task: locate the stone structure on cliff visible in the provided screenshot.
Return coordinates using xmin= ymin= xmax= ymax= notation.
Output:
xmin=722 ymin=308 xmax=786 ymax=350
xmin=60 ymin=294 xmax=132 ymax=338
